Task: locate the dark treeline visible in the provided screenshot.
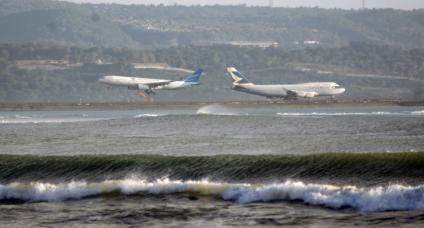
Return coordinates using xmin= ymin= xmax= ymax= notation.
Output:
xmin=2 ymin=43 xmax=424 ymax=79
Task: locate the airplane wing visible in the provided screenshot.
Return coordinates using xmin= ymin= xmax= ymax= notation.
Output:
xmin=134 ymin=78 xmax=172 ymax=87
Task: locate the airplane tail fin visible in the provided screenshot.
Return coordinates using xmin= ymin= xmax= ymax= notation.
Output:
xmin=226 ymin=67 xmax=250 ymax=84
xmin=184 ymin=69 xmax=203 ymax=83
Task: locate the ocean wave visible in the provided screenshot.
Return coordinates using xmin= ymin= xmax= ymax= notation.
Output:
xmin=196 ymin=104 xmax=246 ymax=116
xmin=0 ymin=118 xmax=109 ymax=124
xmin=134 ymin=114 xmax=160 ymax=118
xmin=223 ymin=180 xmax=424 ymax=212
xmin=276 ymin=112 xmax=377 ymax=116
xmin=0 ymin=178 xmax=240 ymax=203
xmin=411 ymin=110 xmax=424 ymax=115
xmin=1 ymin=178 xmax=423 ymax=212
xmin=0 ymin=153 xmax=423 ymax=184
xmin=276 ymin=110 xmax=424 ymax=116
xmin=14 ymin=115 xmax=32 ymax=119
xmin=0 ymin=113 xmax=111 ymax=124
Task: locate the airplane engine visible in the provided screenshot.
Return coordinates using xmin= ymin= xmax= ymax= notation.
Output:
xmin=304 ymin=92 xmax=318 ymax=98
xmin=295 ymin=91 xmax=318 ymax=98
xmin=137 ymin=84 xmax=149 ymax=90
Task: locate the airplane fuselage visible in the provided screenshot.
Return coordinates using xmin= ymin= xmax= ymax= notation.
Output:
xmin=98 ymin=76 xmax=166 ymax=87
xmin=232 ymin=82 xmax=346 ymax=98
xmin=98 ymin=75 xmax=198 ymax=91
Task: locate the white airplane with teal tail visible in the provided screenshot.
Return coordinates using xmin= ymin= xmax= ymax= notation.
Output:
xmin=99 ymin=69 xmax=203 ymax=97
xmin=226 ymin=67 xmax=345 ymax=99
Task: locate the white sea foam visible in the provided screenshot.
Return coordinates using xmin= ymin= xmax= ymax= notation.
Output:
xmin=0 ymin=118 xmax=109 ymax=124
xmin=196 ymin=104 xmax=245 ymax=116
xmin=14 ymin=115 xmax=32 ymax=119
xmin=276 ymin=111 xmax=424 ymax=116
xmin=0 ymin=114 xmax=111 ymax=124
xmin=133 ymin=114 xmax=160 ymax=118
xmin=0 ymin=178 xmax=241 ymax=202
xmin=411 ymin=110 xmax=424 ymax=115
xmin=276 ymin=112 xmax=386 ymax=116
xmin=222 ymin=180 xmax=424 ymax=212
xmin=1 ymin=179 xmax=424 ymax=212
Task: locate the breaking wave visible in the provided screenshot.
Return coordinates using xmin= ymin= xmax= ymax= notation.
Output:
xmin=133 ymin=114 xmax=160 ymax=118
xmin=196 ymin=104 xmax=245 ymax=116
xmin=276 ymin=110 xmax=424 ymax=116
xmin=0 ymin=114 xmax=110 ymax=124
xmin=223 ymin=180 xmax=424 ymax=212
xmin=0 ymin=118 xmax=109 ymax=124
xmin=1 ymin=153 xmax=424 ymax=212
xmin=1 ymin=178 xmax=424 ymax=212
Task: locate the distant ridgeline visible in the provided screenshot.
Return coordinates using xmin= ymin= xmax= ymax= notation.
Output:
xmin=0 ymin=43 xmax=423 ymax=102
xmin=0 ymin=0 xmax=424 ymax=48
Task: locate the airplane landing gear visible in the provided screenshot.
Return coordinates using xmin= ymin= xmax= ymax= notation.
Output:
xmin=144 ymin=89 xmax=156 ymax=95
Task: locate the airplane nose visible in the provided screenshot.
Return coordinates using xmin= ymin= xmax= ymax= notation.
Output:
xmin=339 ymin=88 xmax=346 ymax=93
xmin=98 ymin=77 xmax=107 ymax=83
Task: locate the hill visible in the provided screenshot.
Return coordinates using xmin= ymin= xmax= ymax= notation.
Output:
xmin=0 ymin=0 xmax=423 ymax=48
xmin=0 ymin=8 xmax=138 ymax=48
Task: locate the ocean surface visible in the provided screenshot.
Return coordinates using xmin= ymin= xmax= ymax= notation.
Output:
xmin=0 ymin=104 xmax=424 ymax=227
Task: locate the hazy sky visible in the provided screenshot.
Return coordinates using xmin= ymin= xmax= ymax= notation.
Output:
xmin=62 ymin=0 xmax=424 ymax=10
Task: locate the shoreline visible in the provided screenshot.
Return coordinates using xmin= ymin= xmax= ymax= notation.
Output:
xmin=0 ymin=99 xmax=423 ymax=112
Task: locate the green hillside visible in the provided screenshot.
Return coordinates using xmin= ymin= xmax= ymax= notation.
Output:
xmin=0 ymin=0 xmax=423 ymax=48
xmin=0 ymin=8 xmax=139 ymax=48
